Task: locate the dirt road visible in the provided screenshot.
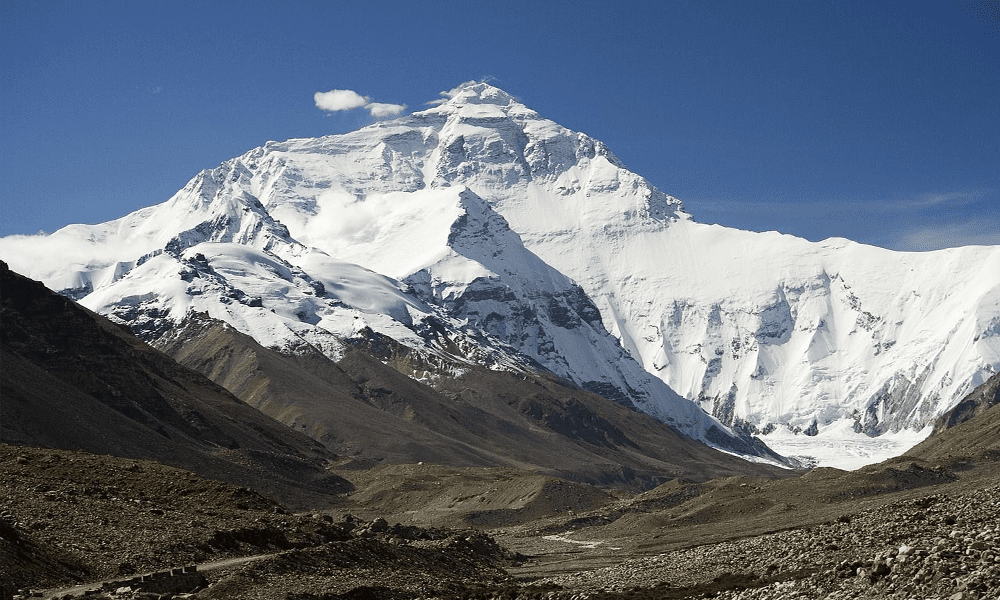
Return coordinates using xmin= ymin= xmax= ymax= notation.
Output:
xmin=37 ymin=552 xmax=278 ymax=599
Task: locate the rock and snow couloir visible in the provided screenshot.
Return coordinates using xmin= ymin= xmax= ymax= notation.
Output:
xmin=2 ymin=82 xmax=998 ymax=465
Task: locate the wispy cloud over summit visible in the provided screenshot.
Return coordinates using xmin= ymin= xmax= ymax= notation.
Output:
xmin=365 ymin=102 xmax=406 ymax=117
xmin=912 ymin=190 xmax=990 ymax=209
xmin=888 ymin=220 xmax=1000 ymax=251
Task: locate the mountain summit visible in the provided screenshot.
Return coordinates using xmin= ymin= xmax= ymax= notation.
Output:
xmin=3 ymin=82 xmax=998 ymax=466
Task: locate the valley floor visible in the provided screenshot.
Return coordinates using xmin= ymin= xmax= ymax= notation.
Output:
xmin=4 ymin=445 xmax=999 ymax=600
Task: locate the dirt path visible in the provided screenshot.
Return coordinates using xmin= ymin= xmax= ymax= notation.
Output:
xmin=38 ymin=552 xmax=278 ymax=599
xmin=196 ymin=552 xmax=277 ymax=572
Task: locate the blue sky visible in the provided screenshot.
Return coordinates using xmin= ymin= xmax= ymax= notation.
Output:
xmin=1 ymin=0 xmax=997 ymax=250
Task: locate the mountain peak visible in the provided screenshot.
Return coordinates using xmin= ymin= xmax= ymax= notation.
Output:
xmin=437 ymin=81 xmax=517 ymax=108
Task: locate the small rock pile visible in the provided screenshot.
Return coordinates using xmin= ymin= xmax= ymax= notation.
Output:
xmin=193 ymin=517 xmax=519 ymax=600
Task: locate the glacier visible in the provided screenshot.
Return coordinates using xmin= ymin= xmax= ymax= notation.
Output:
xmin=3 ymin=81 xmax=998 ymax=468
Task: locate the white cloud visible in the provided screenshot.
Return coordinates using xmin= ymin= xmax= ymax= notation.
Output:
xmin=314 ymin=89 xmax=370 ymax=112
xmin=442 ymin=80 xmax=479 ymax=98
xmin=366 ymin=102 xmax=406 ymax=117
xmin=0 ymin=229 xmax=131 ymax=288
xmin=309 ymin=190 xmax=386 ymax=244
xmin=314 ymin=89 xmax=407 ymax=118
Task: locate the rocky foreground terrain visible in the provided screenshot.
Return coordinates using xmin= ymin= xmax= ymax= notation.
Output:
xmin=3 ymin=438 xmax=998 ymax=600
xmin=0 ymin=445 xmax=518 ymax=599
xmin=536 ymin=478 xmax=1000 ymax=599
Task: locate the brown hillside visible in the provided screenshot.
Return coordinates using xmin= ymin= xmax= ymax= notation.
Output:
xmin=0 ymin=261 xmax=343 ymax=509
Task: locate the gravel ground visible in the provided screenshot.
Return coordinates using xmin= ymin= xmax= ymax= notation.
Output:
xmin=194 ymin=530 xmax=518 ymax=600
xmin=535 ymin=484 xmax=1000 ymax=599
xmin=1 ymin=446 xmax=298 ymax=589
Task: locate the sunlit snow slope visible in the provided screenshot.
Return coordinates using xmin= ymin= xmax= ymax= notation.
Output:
xmin=3 ymin=82 xmax=998 ymax=464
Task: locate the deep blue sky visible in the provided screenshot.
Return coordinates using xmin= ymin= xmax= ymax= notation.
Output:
xmin=2 ymin=0 xmax=998 ymax=250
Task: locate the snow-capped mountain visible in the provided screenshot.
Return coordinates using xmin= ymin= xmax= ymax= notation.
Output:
xmin=3 ymin=82 xmax=998 ymax=463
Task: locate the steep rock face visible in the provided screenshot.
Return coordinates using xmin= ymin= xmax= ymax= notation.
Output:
xmin=929 ymin=371 xmax=1000 ymax=435
xmin=2 ymin=81 xmax=998 ymax=452
xmin=585 ymin=232 xmax=1000 ymax=437
xmin=905 ymin=371 xmax=1000 ymax=462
